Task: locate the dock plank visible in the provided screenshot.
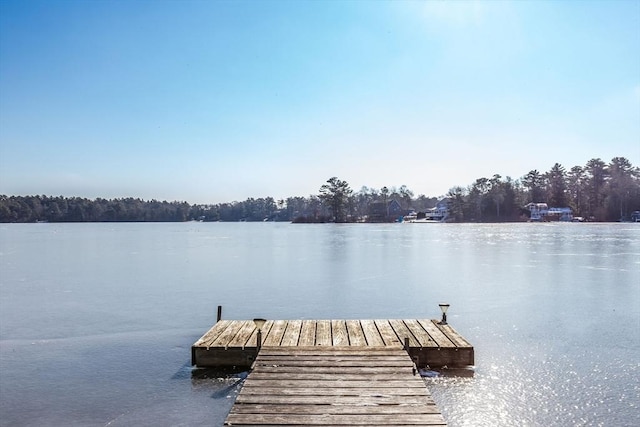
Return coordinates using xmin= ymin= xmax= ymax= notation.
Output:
xmin=251 ymin=365 xmax=415 ymax=373
xmin=315 ymin=320 xmax=332 ymax=346
xmin=345 ymin=320 xmax=367 ymax=346
xmin=262 ymin=320 xmax=288 ymax=346
xmin=434 ymin=320 xmax=473 ymax=348
xmin=246 ymin=319 xmax=274 ymax=348
xmin=247 ymin=372 xmax=420 ymax=381
xmin=258 ymin=346 xmax=404 ymax=354
xmin=249 ymin=359 xmax=413 ymax=368
xmin=237 ymin=388 xmax=436 ymax=403
xmin=235 ymin=392 xmax=432 ymax=404
xmin=418 ymin=319 xmax=456 ymax=348
xmin=225 ymin=413 xmax=447 ymax=425
xmin=254 ymin=356 xmax=411 ymax=365
xmin=280 ymin=319 xmax=302 ymax=346
xmin=389 ymin=319 xmax=420 ymax=348
xmin=360 ymin=319 xmax=385 ymax=346
xmin=298 ymin=320 xmax=316 ymax=346
xmin=229 ymin=403 xmax=441 ymax=415
xmin=404 ymin=319 xmax=438 ymax=348
xmin=209 ymin=320 xmax=244 ymax=348
xmin=331 ymin=320 xmax=349 ymax=346
xmin=242 ymin=379 xmax=426 ymax=388
xmin=374 ymin=319 xmax=402 ymax=347
xmin=194 ymin=320 xmax=232 ymax=348
xmin=227 ymin=320 xmax=257 ymax=348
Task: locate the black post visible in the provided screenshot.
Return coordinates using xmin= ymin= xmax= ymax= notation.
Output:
xmin=257 ymin=330 xmax=262 ymax=350
xmin=217 ymin=305 xmax=222 ymax=323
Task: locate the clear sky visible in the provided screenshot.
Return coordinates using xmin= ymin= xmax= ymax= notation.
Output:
xmin=1 ymin=0 xmax=638 ymax=204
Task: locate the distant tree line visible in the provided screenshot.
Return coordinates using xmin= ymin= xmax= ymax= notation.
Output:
xmin=443 ymin=156 xmax=639 ymax=222
xmin=1 ymin=157 xmax=638 ymax=223
xmin=0 ymin=196 xmax=194 ymax=223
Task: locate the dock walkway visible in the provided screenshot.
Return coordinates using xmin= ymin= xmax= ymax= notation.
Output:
xmin=224 ymin=346 xmax=447 ymax=426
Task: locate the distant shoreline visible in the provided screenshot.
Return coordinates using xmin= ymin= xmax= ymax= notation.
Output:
xmin=3 ymin=156 xmax=639 ymax=224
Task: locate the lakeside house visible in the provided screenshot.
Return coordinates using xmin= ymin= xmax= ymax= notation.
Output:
xmin=368 ymin=199 xmax=404 ymax=222
xmin=404 ymin=198 xmax=450 ymax=222
xmin=423 ymin=198 xmax=450 ymax=221
xmin=525 ymin=203 xmax=573 ymax=222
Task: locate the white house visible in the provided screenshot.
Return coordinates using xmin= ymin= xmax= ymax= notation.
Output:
xmin=526 ymin=203 xmax=573 ymax=221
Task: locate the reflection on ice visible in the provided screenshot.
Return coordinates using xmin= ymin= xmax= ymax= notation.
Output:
xmin=191 ymin=368 xmax=249 ymax=400
xmin=426 ymin=350 xmax=639 ymax=427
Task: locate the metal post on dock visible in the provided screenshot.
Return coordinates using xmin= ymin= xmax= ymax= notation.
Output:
xmin=253 ymin=318 xmax=266 ymax=351
xmin=404 ymin=337 xmax=410 ymax=351
xmin=216 ymin=305 xmax=222 ymax=323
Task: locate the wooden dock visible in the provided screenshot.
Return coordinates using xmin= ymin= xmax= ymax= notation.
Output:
xmin=192 ymin=319 xmax=473 ymax=369
xmin=224 ymin=346 xmax=447 ymax=426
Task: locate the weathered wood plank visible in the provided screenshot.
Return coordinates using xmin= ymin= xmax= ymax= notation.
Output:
xmin=252 ymin=359 xmax=413 ymax=368
xmin=417 ymin=319 xmax=456 ymax=348
xmin=255 ymin=352 xmax=411 ymax=361
xmin=227 ymin=320 xmax=258 ymax=348
xmin=345 ymin=320 xmax=367 ymax=346
xmin=331 ymin=320 xmax=349 ymax=346
xmin=262 ymin=320 xmax=288 ymax=346
xmin=315 ymin=320 xmax=332 ymax=346
xmin=298 ymin=320 xmax=316 ymax=346
xmin=225 ymin=413 xmax=447 ymax=425
xmin=194 ymin=320 xmax=233 ymax=347
xmin=388 ymin=319 xmax=420 ymax=348
xmin=245 ymin=377 xmax=424 ymax=388
xmin=247 ymin=372 xmax=421 ymax=381
xmin=256 ymin=347 xmax=406 ymax=356
xmin=236 ymin=387 xmax=436 ymax=400
xmin=360 ymin=319 xmax=385 ymax=346
xmin=235 ymin=394 xmax=433 ymax=405
xmin=374 ymin=319 xmax=402 ymax=347
xmin=193 ymin=324 xmax=222 ymax=347
xmin=245 ymin=320 xmax=274 ymax=348
xmin=434 ymin=320 xmax=473 ymax=348
xmin=209 ymin=320 xmax=244 ymax=347
xmin=257 ymin=344 xmax=417 ymax=358
xmin=229 ymin=403 xmax=441 ymax=415
xmin=252 ymin=365 xmax=413 ymax=374
xmin=280 ymin=319 xmax=302 ymax=346
xmin=403 ymin=319 xmax=438 ymax=348
xmin=262 ymin=361 xmax=415 ymax=369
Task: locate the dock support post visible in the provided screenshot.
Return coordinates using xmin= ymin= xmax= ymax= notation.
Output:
xmin=404 ymin=337 xmax=410 ymax=351
xmin=216 ymin=305 xmax=222 ymax=323
xmin=257 ymin=330 xmax=262 ymax=350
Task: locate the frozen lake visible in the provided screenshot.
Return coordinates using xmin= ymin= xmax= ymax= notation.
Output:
xmin=1 ymin=222 xmax=638 ymax=426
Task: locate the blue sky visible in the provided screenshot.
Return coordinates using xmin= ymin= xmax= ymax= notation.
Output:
xmin=1 ymin=0 xmax=638 ymax=204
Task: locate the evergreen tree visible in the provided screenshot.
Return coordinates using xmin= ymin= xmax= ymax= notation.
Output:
xmin=319 ymin=177 xmax=353 ymax=223
xmin=546 ymin=163 xmax=567 ymax=207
